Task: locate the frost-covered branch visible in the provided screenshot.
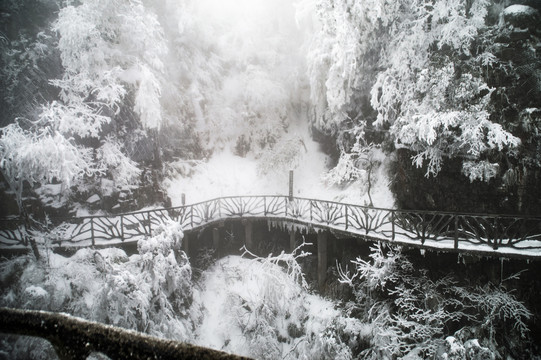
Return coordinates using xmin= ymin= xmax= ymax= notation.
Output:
xmin=0 ymin=307 xmax=251 ymax=360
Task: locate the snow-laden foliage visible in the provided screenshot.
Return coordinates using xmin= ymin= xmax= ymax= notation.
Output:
xmin=307 ymin=0 xmax=398 ymax=133
xmin=323 ymin=138 xmax=385 ymax=206
xmin=0 ymin=219 xmax=193 ymax=357
xmin=308 ymin=0 xmax=538 ymax=185
xmin=257 ymin=136 xmax=307 ymax=176
xmin=372 ymin=0 xmax=522 ymax=178
xmin=323 ymin=152 xmax=363 ymax=186
xmin=339 ymin=243 xmax=533 ymax=359
xmin=189 ymin=0 xmax=311 ymax=156
xmin=96 ymin=137 xmax=141 ymax=190
xmin=0 ymin=27 xmax=60 ymax=127
xmin=0 ymin=0 xmax=169 ymax=211
xmin=0 ymin=122 xmax=94 ymax=208
xmin=52 ymin=0 xmax=167 ymax=131
xmin=193 ymin=245 xmax=370 ymax=359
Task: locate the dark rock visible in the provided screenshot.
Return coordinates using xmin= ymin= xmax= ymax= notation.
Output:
xmin=509 ymin=29 xmax=531 ymax=41
xmin=389 ymin=149 xmax=538 ymax=214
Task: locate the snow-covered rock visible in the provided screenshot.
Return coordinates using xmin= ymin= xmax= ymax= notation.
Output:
xmin=464 ymin=339 xmax=495 ymax=360
xmin=502 ymin=5 xmax=539 ymax=29
xmin=438 ymin=336 xmax=466 ymax=360
xmin=86 ymin=194 xmax=100 ymax=204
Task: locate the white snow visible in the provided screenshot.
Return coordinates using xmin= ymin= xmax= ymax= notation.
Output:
xmin=24 ymin=285 xmax=48 ymax=298
xmin=165 ymin=128 xmax=395 ymax=208
xmin=192 ymin=255 xmax=359 ymax=358
xmin=193 ymin=256 xmax=251 ymax=353
xmin=86 ymin=194 xmax=100 ymax=204
xmin=503 ymin=4 xmax=538 ymax=16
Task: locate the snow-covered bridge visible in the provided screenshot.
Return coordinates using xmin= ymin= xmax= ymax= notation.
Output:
xmin=1 ymin=195 xmax=541 ymax=260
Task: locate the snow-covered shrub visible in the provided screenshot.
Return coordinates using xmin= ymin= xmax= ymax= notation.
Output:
xmin=193 ymin=244 xmax=367 ymax=359
xmin=340 ymin=243 xmax=532 ymax=359
xmin=462 ymin=160 xmax=500 ymax=182
xmin=450 ymin=281 xmax=532 ymax=349
xmin=439 ymin=336 xmax=466 ymax=360
xmin=323 ymin=152 xmax=363 ymax=186
xmin=341 ymin=243 xmax=455 ymax=358
xmin=0 ymin=219 xmax=194 ymax=358
xmin=464 ymin=339 xmax=495 ymax=360
xmin=295 ymin=315 xmax=372 ymax=360
xmin=92 ymin=219 xmax=192 ymax=339
xmin=323 ymin=139 xmax=385 ymax=206
xmin=257 ymin=136 xmax=307 ymax=175
xmin=339 ymin=242 xmax=402 ymax=296
xmin=231 ymin=246 xmax=311 ymax=359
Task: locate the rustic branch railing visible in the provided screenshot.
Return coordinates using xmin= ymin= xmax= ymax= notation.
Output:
xmin=1 ymin=195 xmax=540 ymax=257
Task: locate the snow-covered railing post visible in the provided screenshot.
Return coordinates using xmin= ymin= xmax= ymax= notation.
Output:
xmin=289 ymin=170 xmax=294 ymax=201
xmin=90 ymin=217 xmax=95 ymax=247
xmin=147 ymin=211 xmax=152 ymax=236
xmin=391 ymin=210 xmax=396 ymax=241
xmin=345 ymin=205 xmax=349 ymax=230
xmin=120 ymin=215 xmax=125 ymax=242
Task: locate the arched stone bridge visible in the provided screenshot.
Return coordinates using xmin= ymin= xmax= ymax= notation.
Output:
xmin=1 ymin=195 xmax=540 ymax=260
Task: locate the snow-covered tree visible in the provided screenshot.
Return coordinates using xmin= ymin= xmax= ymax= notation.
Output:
xmin=191 ymin=0 xmax=311 ymax=156
xmin=308 ymin=0 xmax=539 ymax=192
xmin=339 ymin=243 xmax=533 ymax=358
xmin=369 ymin=0 xmax=522 ymax=178
xmin=0 ymin=0 xmax=62 ymax=128
xmin=0 ymin=122 xmax=94 ymax=210
xmin=1 ymin=0 xmax=178 ymax=212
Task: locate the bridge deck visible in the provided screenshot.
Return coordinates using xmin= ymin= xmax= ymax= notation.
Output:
xmin=1 ymin=196 xmax=540 ymax=259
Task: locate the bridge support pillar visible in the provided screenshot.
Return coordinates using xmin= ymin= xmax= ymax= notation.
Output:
xmin=317 ymin=231 xmax=327 ymax=292
xmin=244 ymin=220 xmax=253 ymax=251
xmin=290 ymin=230 xmax=296 ymax=252
xmin=213 ymin=228 xmax=220 ymax=253
xmin=182 ymin=234 xmax=190 ymax=258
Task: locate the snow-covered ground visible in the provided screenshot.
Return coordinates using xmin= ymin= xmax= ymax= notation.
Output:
xmin=165 ymin=131 xmax=394 ymax=208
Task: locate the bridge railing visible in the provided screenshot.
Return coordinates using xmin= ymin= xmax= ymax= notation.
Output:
xmin=1 ymin=195 xmax=540 ymax=255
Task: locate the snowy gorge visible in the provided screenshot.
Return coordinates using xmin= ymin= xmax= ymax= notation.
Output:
xmin=1 ymin=0 xmax=541 ymax=359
